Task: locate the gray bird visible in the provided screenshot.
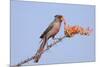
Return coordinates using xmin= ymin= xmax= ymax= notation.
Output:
xmin=34 ymin=15 xmax=65 ymax=63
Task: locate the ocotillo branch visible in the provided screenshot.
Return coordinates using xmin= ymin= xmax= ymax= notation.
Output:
xmin=12 ymin=35 xmax=66 ymax=67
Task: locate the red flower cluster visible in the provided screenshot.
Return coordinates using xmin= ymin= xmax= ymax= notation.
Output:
xmin=64 ymin=22 xmax=92 ymax=37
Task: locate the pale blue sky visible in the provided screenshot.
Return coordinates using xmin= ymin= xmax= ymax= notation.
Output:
xmin=11 ymin=1 xmax=95 ymax=65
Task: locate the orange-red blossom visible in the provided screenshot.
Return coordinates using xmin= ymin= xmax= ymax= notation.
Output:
xmin=64 ymin=22 xmax=92 ymax=37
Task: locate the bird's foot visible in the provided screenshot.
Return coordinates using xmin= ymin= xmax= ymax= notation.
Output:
xmin=47 ymin=45 xmax=52 ymax=49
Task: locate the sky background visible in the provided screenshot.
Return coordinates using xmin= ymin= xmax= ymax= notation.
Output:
xmin=11 ymin=1 xmax=95 ymax=65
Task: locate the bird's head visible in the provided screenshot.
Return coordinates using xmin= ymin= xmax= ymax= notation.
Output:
xmin=54 ymin=15 xmax=66 ymax=23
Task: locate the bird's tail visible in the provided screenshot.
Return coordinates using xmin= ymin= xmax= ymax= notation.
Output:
xmin=34 ymin=36 xmax=47 ymax=63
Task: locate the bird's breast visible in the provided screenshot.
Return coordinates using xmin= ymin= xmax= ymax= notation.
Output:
xmin=49 ymin=22 xmax=61 ymax=36
xmin=53 ymin=22 xmax=61 ymax=31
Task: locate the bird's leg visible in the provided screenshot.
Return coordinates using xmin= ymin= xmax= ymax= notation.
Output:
xmin=47 ymin=37 xmax=56 ymax=49
xmin=52 ymin=37 xmax=58 ymax=43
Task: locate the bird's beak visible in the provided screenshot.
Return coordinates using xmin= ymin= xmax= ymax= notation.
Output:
xmin=61 ymin=16 xmax=66 ymax=23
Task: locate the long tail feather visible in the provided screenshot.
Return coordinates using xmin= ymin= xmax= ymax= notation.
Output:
xmin=34 ymin=36 xmax=47 ymax=63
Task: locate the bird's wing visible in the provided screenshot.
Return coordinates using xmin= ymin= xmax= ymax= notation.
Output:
xmin=40 ymin=21 xmax=54 ymax=38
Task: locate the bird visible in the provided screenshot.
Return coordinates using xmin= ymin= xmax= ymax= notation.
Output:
xmin=34 ymin=15 xmax=65 ymax=63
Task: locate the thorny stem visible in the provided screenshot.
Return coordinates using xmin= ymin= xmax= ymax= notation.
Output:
xmin=11 ymin=35 xmax=66 ymax=67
